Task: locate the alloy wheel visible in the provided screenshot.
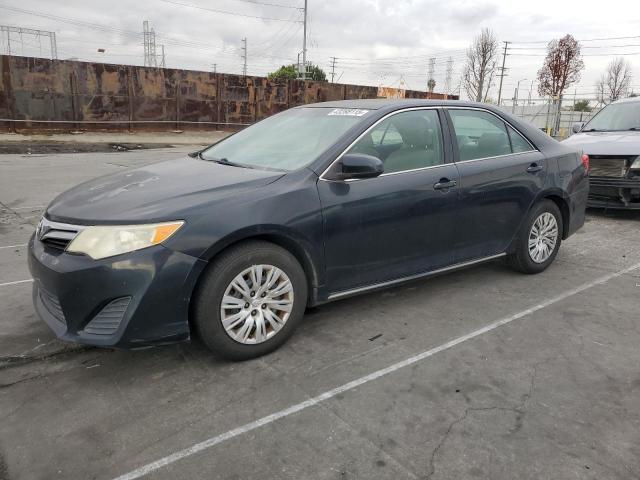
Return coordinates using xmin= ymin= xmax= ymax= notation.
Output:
xmin=220 ymin=264 xmax=294 ymax=344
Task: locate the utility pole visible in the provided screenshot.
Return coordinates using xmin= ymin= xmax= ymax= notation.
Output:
xmin=301 ymin=0 xmax=308 ymax=80
xmin=330 ymin=56 xmax=337 ymax=83
xmin=241 ymin=38 xmax=247 ymax=76
xmin=496 ymin=41 xmax=510 ymax=106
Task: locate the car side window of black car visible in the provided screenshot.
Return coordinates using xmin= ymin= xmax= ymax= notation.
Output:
xmin=449 ymin=109 xmax=513 ymax=161
xmin=348 ymin=109 xmax=444 ymax=174
xmin=507 ymin=124 xmax=534 ymax=153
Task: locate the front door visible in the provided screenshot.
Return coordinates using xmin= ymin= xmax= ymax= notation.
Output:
xmin=318 ymin=108 xmax=460 ymax=293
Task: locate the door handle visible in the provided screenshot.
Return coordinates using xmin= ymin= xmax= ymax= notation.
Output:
xmin=433 ymin=178 xmax=457 ymax=190
xmin=526 ymin=163 xmax=543 ymax=173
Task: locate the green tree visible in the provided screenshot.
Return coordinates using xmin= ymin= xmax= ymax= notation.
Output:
xmin=573 ymin=99 xmax=592 ymax=112
xmin=268 ymin=64 xmax=327 ymax=82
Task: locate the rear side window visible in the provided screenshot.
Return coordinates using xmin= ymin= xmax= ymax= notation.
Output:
xmin=449 ymin=109 xmax=517 ymax=161
xmin=507 ymin=125 xmax=533 ymax=153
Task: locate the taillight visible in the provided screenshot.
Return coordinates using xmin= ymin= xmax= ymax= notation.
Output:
xmin=581 ymin=153 xmax=590 ymax=171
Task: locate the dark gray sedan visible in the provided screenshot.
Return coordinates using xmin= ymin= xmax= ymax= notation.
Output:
xmin=29 ymin=100 xmax=588 ymax=360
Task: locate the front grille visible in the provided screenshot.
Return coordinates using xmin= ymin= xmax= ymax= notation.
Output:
xmin=588 ymin=156 xmax=631 ymax=178
xmin=82 ymin=297 xmax=131 ymax=336
xmin=37 ymin=218 xmax=83 ymax=252
xmin=38 ymin=286 xmax=66 ymax=324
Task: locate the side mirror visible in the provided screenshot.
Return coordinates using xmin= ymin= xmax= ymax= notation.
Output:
xmin=340 ymin=153 xmax=384 ymax=180
xmin=572 ymin=122 xmax=584 ymax=134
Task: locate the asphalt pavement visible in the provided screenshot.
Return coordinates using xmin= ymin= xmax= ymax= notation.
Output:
xmin=1 ymin=147 xmax=639 ymax=480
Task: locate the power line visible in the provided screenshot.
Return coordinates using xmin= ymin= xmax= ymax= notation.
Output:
xmin=512 ymin=35 xmax=640 ymax=44
xmin=160 ymin=0 xmax=302 ymax=22
xmin=214 ymin=0 xmax=301 ymax=9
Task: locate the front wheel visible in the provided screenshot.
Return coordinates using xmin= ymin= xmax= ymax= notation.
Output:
xmin=509 ymin=200 xmax=563 ymax=274
xmin=193 ymin=241 xmax=308 ymax=360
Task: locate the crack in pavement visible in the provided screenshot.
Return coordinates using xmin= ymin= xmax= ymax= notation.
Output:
xmin=425 ymin=360 xmax=544 ymax=480
xmin=0 ymin=345 xmax=96 ymax=371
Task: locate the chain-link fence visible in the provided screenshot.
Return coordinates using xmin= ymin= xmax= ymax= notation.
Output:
xmin=504 ymin=97 xmax=603 ymax=140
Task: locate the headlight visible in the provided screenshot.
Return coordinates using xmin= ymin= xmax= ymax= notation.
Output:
xmin=66 ymin=221 xmax=184 ymax=259
xmin=631 ymin=156 xmax=640 ymax=169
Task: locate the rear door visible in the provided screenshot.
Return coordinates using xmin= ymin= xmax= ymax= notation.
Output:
xmin=445 ymin=108 xmax=546 ymax=262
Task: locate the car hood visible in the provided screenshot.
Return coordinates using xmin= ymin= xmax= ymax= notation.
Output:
xmin=46 ymin=156 xmax=285 ymax=224
xmin=562 ymin=131 xmax=640 ymax=156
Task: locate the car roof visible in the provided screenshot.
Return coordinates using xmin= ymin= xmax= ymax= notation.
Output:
xmin=302 ymin=99 xmax=487 ymax=110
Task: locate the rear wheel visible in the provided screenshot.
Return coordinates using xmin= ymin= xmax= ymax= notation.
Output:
xmin=509 ymin=200 xmax=563 ymax=274
xmin=193 ymin=241 xmax=308 ymax=360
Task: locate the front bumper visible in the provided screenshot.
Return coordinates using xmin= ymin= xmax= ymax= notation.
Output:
xmin=588 ymin=176 xmax=640 ymax=210
xmin=28 ymin=234 xmax=207 ymax=349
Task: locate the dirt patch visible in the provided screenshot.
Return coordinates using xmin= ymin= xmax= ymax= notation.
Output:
xmin=0 ymin=143 xmax=175 ymax=155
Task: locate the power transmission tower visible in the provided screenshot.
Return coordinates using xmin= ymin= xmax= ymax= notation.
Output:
xmin=143 ymin=21 xmax=158 ymax=67
xmin=241 ymin=38 xmax=247 ymax=76
xmin=330 ymin=56 xmax=337 ymax=83
xmin=0 ymin=25 xmax=57 ymax=59
xmin=427 ymin=57 xmax=436 ymax=91
xmin=160 ymin=45 xmax=166 ymax=68
xmin=212 ymin=63 xmax=217 ymax=74
xmin=444 ymin=57 xmax=453 ymax=94
xmin=301 ymin=0 xmax=308 ymax=80
xmin=496 ymin=41 xmax=510 ymax=106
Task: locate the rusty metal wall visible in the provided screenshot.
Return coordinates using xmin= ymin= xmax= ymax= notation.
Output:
xmin=0 ymin=55 xmax=457 ymax=133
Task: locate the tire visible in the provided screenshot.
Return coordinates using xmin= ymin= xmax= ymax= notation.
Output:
xmin=509 ymin=200 xmax=563 ymax=274
xmin=193 ymin=240 xmax=308 ymax=361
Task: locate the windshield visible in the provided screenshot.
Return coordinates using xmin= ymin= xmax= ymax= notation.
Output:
xmin=200 ymin=107 xmax=370 ymax=171
xmin=583 ymin=101 xmax=640 ymax=131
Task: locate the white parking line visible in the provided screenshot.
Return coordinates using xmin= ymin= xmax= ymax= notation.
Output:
xmin=0 ymin=279 xmax=33 ymax=287
xmin=112 ymin=261 xmax=640 ymax=480
xmin=0 ymin=243 xmax=28 ymax=250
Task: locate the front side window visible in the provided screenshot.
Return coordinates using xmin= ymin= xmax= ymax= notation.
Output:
xmin=349 ymin=109 xmax=444 ymax=174
xmin=200 ymin=107 xmax=369 ymax=171
xmin=449 ymin=109 xmax=512 ymax=161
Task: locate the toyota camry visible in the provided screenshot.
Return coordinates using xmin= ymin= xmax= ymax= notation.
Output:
xmin=28 ymin=100 xmax=589 ymax=360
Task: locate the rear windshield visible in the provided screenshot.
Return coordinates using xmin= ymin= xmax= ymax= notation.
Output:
xmin=200 ymin=107 xmax=370 ymax=171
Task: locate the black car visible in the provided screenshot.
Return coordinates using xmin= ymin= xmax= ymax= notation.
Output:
xmin=28 ymin=100 xmax=589 ymax=360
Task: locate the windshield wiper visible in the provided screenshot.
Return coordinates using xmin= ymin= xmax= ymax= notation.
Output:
xmin=628 ymin=127 xmax=640 ymax=131
xmin=197 ymin=153 xmax=251 ymax=169
xmin=581 ymin=128 xmax=604 ymax=132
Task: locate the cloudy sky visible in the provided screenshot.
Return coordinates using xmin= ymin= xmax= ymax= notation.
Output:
xmin=1 ymin=0 xmax=639 ymax=102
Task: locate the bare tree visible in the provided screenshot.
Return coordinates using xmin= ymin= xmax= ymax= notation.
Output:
xmin=537 ymin=34 xmax=584 ymax=134
xmin=462 ymin=28 xmax=498 ymax=102
xmin=595 ymin=58 xmax=632 ymax=104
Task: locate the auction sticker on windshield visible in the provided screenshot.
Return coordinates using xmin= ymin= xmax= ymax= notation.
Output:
xmin=328 ymin=108 xmax=370 ymax=117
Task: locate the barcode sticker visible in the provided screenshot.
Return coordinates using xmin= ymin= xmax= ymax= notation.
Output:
xmin=328 ymin=108 xmax=370 ymax=117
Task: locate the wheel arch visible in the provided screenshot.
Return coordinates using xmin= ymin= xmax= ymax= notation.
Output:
xmin=539 ymin=191 xmax=571 ymax=240
xmin=189 ymin=226 xmax=323 ymax=311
